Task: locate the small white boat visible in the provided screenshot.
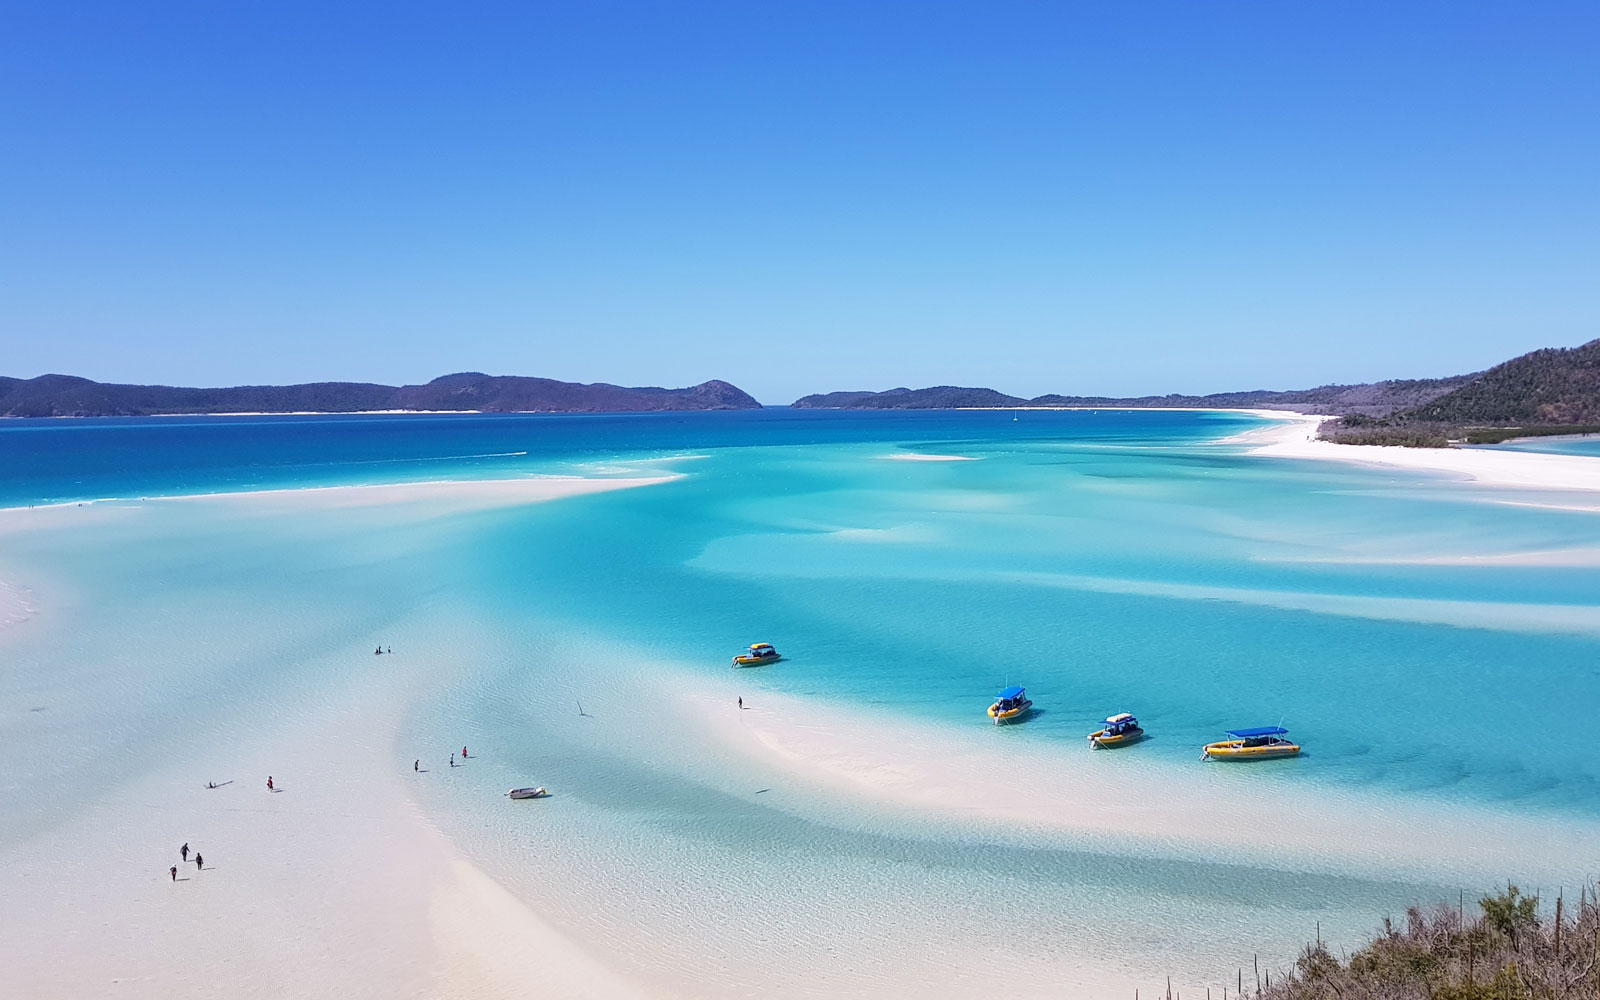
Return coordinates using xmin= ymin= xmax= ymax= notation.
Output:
xmin=507 ymin=786 xmax=548 ymax=799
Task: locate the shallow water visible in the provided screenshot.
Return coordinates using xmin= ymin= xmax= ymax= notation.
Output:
xmin=4 ymin=408 xmax=1599 ymax=995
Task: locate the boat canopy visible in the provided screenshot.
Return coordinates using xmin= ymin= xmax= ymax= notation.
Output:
xmin=1226 ymin=726 xmax=1288 ymax=738
xmin=997 ymin=685 xmax=1026 ymax=700
xmin=1106 ymin=713 xmax=1135 ymax=724
xmin=750 ymin=643 xmax=774 ymax=650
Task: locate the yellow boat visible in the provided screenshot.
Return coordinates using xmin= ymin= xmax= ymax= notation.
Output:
xmin=732 ymin=643 xmax=781 ymax=667
xmin=987 ymin=686 xmax=1032 ymax=724
xmin=1202 ymin=726 xmax=1300 ymax=760
xmin=1088 ymin=713 xmax=1144 ymax=748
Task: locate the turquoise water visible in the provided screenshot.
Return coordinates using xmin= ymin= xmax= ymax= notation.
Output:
xmin=1477 ymin=433 xmax=1600 ymax=457
xmin=5 ymin=408 xmax=1599 ymax=994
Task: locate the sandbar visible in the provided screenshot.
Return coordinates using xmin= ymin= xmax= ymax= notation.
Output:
xmin=681 ymin=683 xmax=1600 ymax=886
xmin=0 ymin=475 xmax=674 ymax=999
xmin=1237 ymin=411 xmax=1600 ymax=494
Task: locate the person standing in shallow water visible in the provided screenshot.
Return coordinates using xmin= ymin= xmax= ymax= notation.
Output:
xmin=413 ymin=760 xmax=418 ymax=772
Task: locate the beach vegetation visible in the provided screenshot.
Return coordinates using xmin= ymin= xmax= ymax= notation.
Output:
xmin=1254 ymin=884 xmax=1600 ymax=1000
xmin=1316 ymin=338 xmax=1600 ymax=448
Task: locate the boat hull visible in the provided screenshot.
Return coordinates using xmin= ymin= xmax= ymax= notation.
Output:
xmin=732 ymin=654 xmax=781 ymax=667
xmin=988 ymin=701 xmax=1033 ymax=724
xmin=1088 ymin=728 xmax=1144 ymax=748
xmin=1202 ymin=740 xmax=1300 ymax=760
xmin=508 ymin=787 xmax=548 ymax=799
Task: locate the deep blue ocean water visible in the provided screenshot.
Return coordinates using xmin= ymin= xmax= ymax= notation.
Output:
xmin=0 ymin=407 xmax=1248 ymax=506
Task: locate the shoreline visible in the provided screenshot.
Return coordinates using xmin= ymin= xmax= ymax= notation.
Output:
xmin=0 ymin=477 xmax=664 ymax=1000
xmin=1232 ymin=410 xmax=1600 ymax=494
xmin=675 ymin=681 xmax=1600 ymax=886
xmin=0 ymin=632 xmax=649 ymax=1000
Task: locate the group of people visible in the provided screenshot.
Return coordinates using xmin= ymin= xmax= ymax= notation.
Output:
xmin=415 ymin=746 xmax=470 ymax=772
xmin=169 ymin=842 xmax=204 ymax=881
xmin=373 ymin=645 xmax=393 ymax=655
xmin=171 ymin=775 xmax=278 ymax=882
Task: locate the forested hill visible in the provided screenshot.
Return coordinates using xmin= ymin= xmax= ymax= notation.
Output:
xmin=1396 ymin=338 xmax=1600 ymax=425
xmin=792 ymin=377 xmax=1471 ymax=416
xmin=794 ymin=339 xmax=1600 ymax=432
xmin=0 ymin=373 xmax=761 ymax=417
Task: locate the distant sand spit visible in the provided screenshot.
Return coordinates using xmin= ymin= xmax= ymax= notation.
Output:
xmin=1238 ymin=411 xmax=1600 ymax=495
xmin=0 ymin=474 xmax=681 ymax=524
xmin=881 ymin=452 xmax=978 ymax=461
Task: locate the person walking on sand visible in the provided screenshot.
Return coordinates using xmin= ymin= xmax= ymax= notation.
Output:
xmin=449 ymin=756 xmax=455 ymax=767
xmin=170 ymin=866 xmax=178 ymax=882
xmin=194 ymin=853 xmax=203 ymax=870
xmin=738 ymin=697 xmax=743 ymax=710
xmin=181 ymin=842 xmax=189 ymax=862
xmin=266 ymin=775 xmax=274 ymax=791
xmin=414 ymin=759 xmax=419 ymax=772
xmin=462 ymin=746 xmax=467 ymax=760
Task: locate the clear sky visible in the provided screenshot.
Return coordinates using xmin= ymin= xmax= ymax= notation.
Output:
xmin=2 ymin=2 xmax=1597 ymax=403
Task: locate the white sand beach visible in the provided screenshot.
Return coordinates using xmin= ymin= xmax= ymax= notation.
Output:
xmin=2 ymin=651 xmax=648 ymax=1000
xmin=0 ymin=477 xmax=666 ymax=1000
xmin=1238 ymin=411 xmax=1600 ymax=493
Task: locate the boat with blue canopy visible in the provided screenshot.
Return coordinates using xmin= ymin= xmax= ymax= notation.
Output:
xmin=987 ymin=685 xmax=1033 ymax=724
xmin=1202 ymin=726 xmax=1300 ymax=760
xmin=1088 ymin=712 xmax=1144 ymax=748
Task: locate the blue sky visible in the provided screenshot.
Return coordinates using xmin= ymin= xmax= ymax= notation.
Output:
xmin=2 ymin=2 xmax=1597 ymax=402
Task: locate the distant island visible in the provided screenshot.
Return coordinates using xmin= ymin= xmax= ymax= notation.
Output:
xmin=791 ymin=377 xmax=1470 ymax=417
xmin=0 ymin=372 xmax=761 ymax=418
xmin=15 ymin=337 xmax=1600 ymax=444
xmin=793 ymin=338 xmax=1600 ymax=447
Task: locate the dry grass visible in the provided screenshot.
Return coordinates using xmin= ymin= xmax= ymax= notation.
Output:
xmin=1248 ymin=885 xmax=1600 ymax=1000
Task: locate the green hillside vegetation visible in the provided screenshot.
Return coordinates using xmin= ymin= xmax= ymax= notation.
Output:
xmin=792 ymin=377 xmax=1471 ymax=416
xmin=1249 ymin=885 xmax=1599 ymax=1000
xmin=1320 ymin=339 xmax=1600 ymax=447
xmin=1407 ymin=340 xmax=1600 ymax=425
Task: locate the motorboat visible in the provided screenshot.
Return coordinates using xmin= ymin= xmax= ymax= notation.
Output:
xmin=987 ymin=685 xmax=1033 ymax=724
xmin=1202 ymin=726 xmax=1300 ymax=760
xmin=732 ymin=643 xmax=781 ymax=667
xmin=1088 ymin=713 xmax=1144 ymax=748
xmin=507 ymin=786 xmax=549 ymax=799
